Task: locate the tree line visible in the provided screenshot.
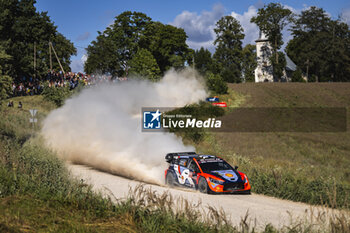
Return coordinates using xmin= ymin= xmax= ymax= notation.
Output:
xmin=1 ymin=2 xmax=350 ymax=103
xmin=0 ymin=0 xmax=76 ymax=80
xmin=0 ymin=0 xmax=76 ymax=102
xmin=85 ymin=3 xmax=350 ymax=86
xmin=194 ymin=3 xmax=350 ymax=84
xmin=84 ymin=11 xmax=192 ymax=80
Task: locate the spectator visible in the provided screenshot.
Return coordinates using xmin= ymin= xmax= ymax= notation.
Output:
xmin=18 ymin=101 xmax=22 ymax=109
xmin=7 ymin=101 xmax=14 ymax=107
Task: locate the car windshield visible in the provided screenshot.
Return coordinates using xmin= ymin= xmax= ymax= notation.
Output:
xmin=199 ymin=161 xmax=232 ymax=172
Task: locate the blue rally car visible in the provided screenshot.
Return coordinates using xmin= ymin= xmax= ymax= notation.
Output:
xmin=164 ymin=152 xmax=251 ymax=194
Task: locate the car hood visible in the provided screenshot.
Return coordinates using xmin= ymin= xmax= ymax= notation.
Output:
xmin=209 ymin=170 xmax=240 ymax=182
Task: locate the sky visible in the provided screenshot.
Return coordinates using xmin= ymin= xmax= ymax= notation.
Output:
xmin=35 ymin=0 xmax=350 ymax=73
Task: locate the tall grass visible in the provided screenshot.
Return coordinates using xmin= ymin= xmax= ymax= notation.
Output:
xmin=119 ymin=185 xmax=350 ymax=233
xmin=1 ymin=95 xmax=349 ymax=232
xmin=195 ymin=133 xmax=350 ymax=209
xmin=186 ymin=84 xmax=350 ymax=210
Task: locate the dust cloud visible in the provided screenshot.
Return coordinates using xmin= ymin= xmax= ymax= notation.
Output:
xmin=41 ymin=68 xmax=207 ymax=184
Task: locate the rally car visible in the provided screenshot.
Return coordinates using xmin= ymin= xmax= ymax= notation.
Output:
xmin=164 ymin=152 xmax=251 ymax=194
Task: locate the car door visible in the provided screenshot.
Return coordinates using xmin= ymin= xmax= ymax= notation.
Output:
xmin=187 ymin=159 xmax=200 ymax=188
xmin=174 ymin=158 xmax=190 ymax=186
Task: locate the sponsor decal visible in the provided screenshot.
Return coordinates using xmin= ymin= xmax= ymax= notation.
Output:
xmin=212 ymin=102 xmax=227 ymax=107
xmin=206 ymin=96 xmax=219 ymax=102
xmin=213 ymin=170 xmax=238 ymax=181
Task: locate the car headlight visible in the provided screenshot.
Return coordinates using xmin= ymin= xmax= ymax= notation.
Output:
xmin=243 ymin=174 xmax=248 ymax=184
xmin=209 ymin=177 xmax=224 ymax=185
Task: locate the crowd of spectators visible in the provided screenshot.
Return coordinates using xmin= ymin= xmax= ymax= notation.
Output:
xmin=46 ymin=70 xmax=91 ymax=89
xmin=12 ymin=77 xmax=43 ymax=97
xmin=45 ymin=70 xmax=127 ymax=87
xmin=10 ymin=70 xmax=128 ymax=97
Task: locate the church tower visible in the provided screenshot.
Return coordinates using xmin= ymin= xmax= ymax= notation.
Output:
xmin=254 ymin=31 xmax=274 ymax=82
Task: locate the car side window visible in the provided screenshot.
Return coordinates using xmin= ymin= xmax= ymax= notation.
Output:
xmin=179 ymin=159 xmax=188 ymax=167
xmin=188 ymin=160 xmax=200 ymax=173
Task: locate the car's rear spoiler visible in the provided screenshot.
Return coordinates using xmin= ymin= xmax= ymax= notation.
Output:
xmin=165 ymin=152 xmax=197 ymax=163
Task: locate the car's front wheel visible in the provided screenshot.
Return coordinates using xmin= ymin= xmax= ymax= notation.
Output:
xmin=198 ymin=177 xmax=211 ymax=194
xmin=166 ymin=171 xmax=176 ymax=187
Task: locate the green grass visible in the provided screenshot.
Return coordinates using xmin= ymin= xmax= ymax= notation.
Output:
xmin=0 ymin=95 xmax=235 ymax=232
xmin=1 ymin=93 xmax=349 ymax=232
xmin=191 ymin=82 xmax=350 ymax=209
xmin=0 ymin=195 xmax=138 ymax=232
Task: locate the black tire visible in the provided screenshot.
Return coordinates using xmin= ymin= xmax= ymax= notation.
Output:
xmin=198 ymin=177 xmax=211 ymax=194
xmin=242 ymin=190 xmax=251 ymax=195
xmin=166 ymin=171 xmax=176 ymax=187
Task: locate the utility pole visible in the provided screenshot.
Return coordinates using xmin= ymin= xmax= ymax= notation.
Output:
xmin=50 ymin=42 xmax=65 ymax=74
xmin=49 ymin=41 xmax=52 ymax=71
xmin=34 ymin=42 xmax=36 ymax=78
xmin=306 ymin=58 xmax=309 ymax=82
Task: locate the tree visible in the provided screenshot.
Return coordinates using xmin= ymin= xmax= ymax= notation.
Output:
xmin=270 ymin=51 xmax=286 ymax=81
xmin=193 ymin=47 xmax=215 ymax=76
xmin=129 ymin=48 xmax=161 ymax=81
xmin=291 ymin=68 xmax=304 ymax=82
xmin=0 ymin=0 xmax=76 ymax=80
xmin=286 ymin=6 xmax=350 ymax=82
xmin=251 ymin=3 xmax=292 ymax=80
xmin=140 ymin=22 xmax=192 ymax=73
xmin=213 ymin=16 xmax=245 ymax=83
xmin=0 ymin=45 xmax=13 ymax=103
xmin=85 ymin=14 xmax=192 ymax=76
xmin=85 ymin=11 xmax=151 ymax=76
xmin=241 ymin=44 xmax=257 ymax=82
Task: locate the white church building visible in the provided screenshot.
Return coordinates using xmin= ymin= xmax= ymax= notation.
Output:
xmin=254 ymin=31 xmax=297 ymax=82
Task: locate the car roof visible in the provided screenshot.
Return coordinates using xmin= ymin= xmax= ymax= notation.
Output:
xmin=165 ymin=152 xmax=223 ymax=164
xmin=174 ymin=154 xmax=218 ymax=160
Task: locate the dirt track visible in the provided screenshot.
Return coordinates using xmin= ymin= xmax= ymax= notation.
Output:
xmin=68 ymin=163 xmax=340 ymax=230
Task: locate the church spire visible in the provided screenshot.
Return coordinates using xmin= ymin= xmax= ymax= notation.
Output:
xmin=258 ymin=30 xmax=268 ymax=41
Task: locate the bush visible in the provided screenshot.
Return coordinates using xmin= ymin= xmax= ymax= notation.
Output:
xmin=291 ymin=68 xmax=305 ymax=82
xmin=42 ymin=85 xmax=71 ymax=107
xmin=206 ymin=73 xmax=228 ymax=94
xmin=0 ymin=74 xmax=13 ymax=104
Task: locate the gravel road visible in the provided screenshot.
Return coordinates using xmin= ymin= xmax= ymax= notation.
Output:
xmin=68 ymin=163 xmax=335 ymax=230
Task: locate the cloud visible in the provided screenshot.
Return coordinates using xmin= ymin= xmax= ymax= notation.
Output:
xmin=171 ymin=4 xmax=225 ymax=52
xmin=231 ymin=6 xmax=259 ymax=45
xmin=76 ymin=32 xmax=90 ymax=41
xmin=341 ymin=8 xmax=350 ymax=25
xmin=171 ymin=4 xmax=260 ymax=52
xmin=171 ymin=3 xmax=302 ymax=54
xmin=254 ymin=0 xmax=264 ymax=9
xmin=70 ymin=54 xmax=87 ymax=73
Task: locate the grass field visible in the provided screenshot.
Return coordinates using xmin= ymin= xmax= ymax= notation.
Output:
xmin=0 ymin=95 xmax=243 ymax=232
xmin=1 ymin=84 xmax=350 ymax=232
xmin=194 ymin=82 xmax=350 ymax=208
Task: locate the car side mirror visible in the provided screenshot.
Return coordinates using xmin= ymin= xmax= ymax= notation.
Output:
xmin=234 ymin=166 xmax=238 ymax=170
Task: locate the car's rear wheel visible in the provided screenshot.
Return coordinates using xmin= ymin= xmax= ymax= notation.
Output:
xmin=241 ymin=190 xmax=251 ymax=195
xmin=166 ymin=171 xmax=176 ymax=187
xmin=198 ymin=177 xmax=211 ymax=194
